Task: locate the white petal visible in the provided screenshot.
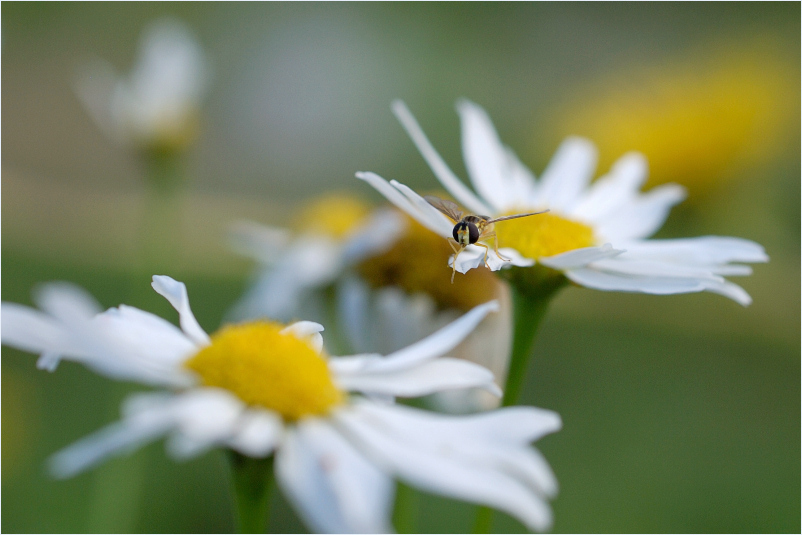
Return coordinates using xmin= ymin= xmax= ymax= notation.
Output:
xmin=449 ymin=246 xmax=532 ymax=274
xmin=228 ymin=237 xmax=343 ymax=323
xmin=228 ymin=220 xmax=292 ymax=264
xmin=33 ymin=282 xmax=102 ymax=323
xmin=73 ymin=57 xmax=122 ymax=142
xmin=166 ymin=388 xmax=244 ymax=459
xmin=341 ymin=209 xmax=407 ymax=264
xmin=93 ymin=306 xmax=197 ymax=385
xmin=151 ymin=276 xmax=210 ymax=346
xmin=336 ymin=358 xmax=500 ymax=398
xmin=335 ymin=276 xmax=373 ymax=355
xmin=564 ymin=267 xmax=706 ymax=294
xmin=37 ymin=352 xmax=62 ymax=372
xmin=355 ymin=172 xmax=451 ymax=237
xmin=618 ymin=236 xmax=769 ymax=265
xmin=276 ymin=420 xmax=393 ymax=534
xmin=352 ymin=400 xmax=562 ymax=445
xmin=336 ymin=403 xmax=557 ymax=532
xmin=226 ymin=410 xmax=284 ymax=458
xmin=539 ymin=244 xmax=625 ymax=270
xmin=457 ymin=99 xmax=513 ymax=212
xmin=281 ymin=321 xmax=325 ymax=354
xmin=504 ymin=147 xmax=540 ymax=208
xmin=364 ymin=300 xmax=499 ymax=373
xmin=537 ymin=137 xmax=598 ymax=212
xmin=391 ymin=100 xmax=493 ymax=215
xmin=48 ymin=392 xmax=179 ymax=479
xmin=590 ymin=257 xmax=726 ymax=282
xmin=390 ymin=179 xmax=457 ymax=236
xmin=1 ymin=302 xmax=81 ymax=356
xmin=569 ymin=152 xmax=648 ymax=223
xmin=701 ymin=280 xmax=753 ymax=306
xmin=595 ymin=183 xmax=686 ymax=241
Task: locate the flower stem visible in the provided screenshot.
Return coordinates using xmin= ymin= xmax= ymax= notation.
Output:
xmin=472 ymin=505 xmax=494 ymax=533
xmin=228 ymin=451 xmax=274 ymax=534
xmin=502 ymin=279 xmax=564 ymax=406
xmin=473 ymin=268 xmax=566 ymax=533
xmin=392 ymin=481 xmax=419 ymax=533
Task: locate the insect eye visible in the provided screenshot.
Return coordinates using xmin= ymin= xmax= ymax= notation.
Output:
xmin=468 ymin=223 xmax=480 ymax=244
xmin=452 ymin=223 xmax=461 ymax=243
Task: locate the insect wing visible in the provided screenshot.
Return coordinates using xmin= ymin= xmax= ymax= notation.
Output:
xmin=424 ymin=195 xmax=464 ymax=222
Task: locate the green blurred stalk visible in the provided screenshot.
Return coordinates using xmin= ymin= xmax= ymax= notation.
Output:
xmin=392 ymin=481 xmax=419 ymax=533
xmin=228 ymin=452 xmax=275 ymax=533
xmin=502 ymin=277 xmax=565 ymax=407
xmin=472 ymin=267 xmax=566 ymax=533
xmin=85 ymin=151 xmax=187 ymax=532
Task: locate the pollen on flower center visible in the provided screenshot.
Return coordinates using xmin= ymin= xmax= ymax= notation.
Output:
xmin=184 ymin=322 xmax=344 ymax=421
xmin=497 ymin=211 xmax=595 ymax=259
xmin=357 ymin=212 xmax=499 ymax=310
xmin=293 ymin=194 xmax=371 ymax=239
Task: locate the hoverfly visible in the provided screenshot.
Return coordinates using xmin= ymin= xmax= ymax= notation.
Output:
xmin=424 ymin=195 xmax=549 ymax=283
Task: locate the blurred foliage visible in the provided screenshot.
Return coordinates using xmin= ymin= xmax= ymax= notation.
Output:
xmin=2 ymin=2 xmax=799 ymax=533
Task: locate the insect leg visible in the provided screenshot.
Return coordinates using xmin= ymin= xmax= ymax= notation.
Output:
xmin=475 ymin=242 xmax=491 ymax=268
xmin=450 ymin=246 xmax=465 ymax=284
xmin=484 ymin=231 xmax=511 ymax=262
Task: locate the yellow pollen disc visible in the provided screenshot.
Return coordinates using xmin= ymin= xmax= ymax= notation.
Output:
xmin=357 ymin=213 xmax=499 ymax=310
xmin=184 ymin=322 xmax=344 ymax=421
xmin=293 ymin=195 xmax=371 ymax=239
xmin=497 ymin=211 xmax=595 ymax=259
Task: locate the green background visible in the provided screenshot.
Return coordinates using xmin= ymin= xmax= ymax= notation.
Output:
xmin=2 ymin=3 xmax=799 ymax=533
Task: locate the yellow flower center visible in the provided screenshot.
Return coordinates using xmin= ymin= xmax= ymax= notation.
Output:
xmin=497 ymin=211 xmax=595 ymax=259
xmin=184 ymin=322 xmax=344 ymax=421
xmin=357 ymin=212 xmax=499 ymax=310
xmin=293 ymin=195 xmax=371 ymax=239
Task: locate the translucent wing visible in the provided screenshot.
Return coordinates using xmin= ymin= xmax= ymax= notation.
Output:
xmin=424 ymin=195 xmax=464 ymax=222
xmin=486 ymin=209 xmax=550 ymax=224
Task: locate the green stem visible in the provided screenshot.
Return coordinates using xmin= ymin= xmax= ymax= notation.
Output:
xmin=472 ymin=505 xmax=494 ymax=533
xmin=502 ymin=281 xmax=562 ymax=407
xmin=392 ymin=481 xmax=419 ymax=534
xmin=473 ymin=268 xmax=566 ymax=533
xmin=228 ymin=451 xmax=275 ymax=533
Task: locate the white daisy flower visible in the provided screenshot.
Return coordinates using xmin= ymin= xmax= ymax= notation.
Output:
xmin=74 ymin=18 xmax=210 ymax=154
xmin=227 ymin=194 xmax=406 ymax=323
xmin=231 ymin=195 xmax=513 ymax=411
xmin=357 ymin=100 xmax=768 ymax=305
xmin=1 ymin=276 xmax=561 ymax=533
xmin=337 ymin=275 xmax=512 ymax=413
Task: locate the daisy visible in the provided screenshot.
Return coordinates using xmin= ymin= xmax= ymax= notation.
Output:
xmin=231 ymin=196 xmax=512 ymax=411
xmin=227 ymin=194 xmax=406 ymax=323
xmin=74 ymin=18 xmax=210 ymax=155
xmin=357 ymin=100 xmax=768 ymax=305
xmin=1 ymin=276 xmax=561 ymax=533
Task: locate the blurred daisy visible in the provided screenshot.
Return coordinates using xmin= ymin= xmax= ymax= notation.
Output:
xmin=231 ymin=196 xmax=512 ymax=411
xmin=357 ymin=100 xmax=768 ymax=305
xmin=74 ymin=18 xmax=210 ymax=155
xmin=548 ymin=37 xmax=797 ymax=197
xmin=1 ymin=276 xmax=561 ymax=533
xmin=344 ymin=212 xmax=513 ymax=412
xmin=227 ymin=194 xmax=406 ymax=323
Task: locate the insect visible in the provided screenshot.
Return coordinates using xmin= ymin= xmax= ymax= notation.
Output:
xmin=424 ymin=195 xmax=549 ymax=283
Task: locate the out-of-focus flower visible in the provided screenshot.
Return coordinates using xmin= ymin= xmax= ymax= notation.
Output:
xmin=74 ymin=18 xmax=210 ymax=156
xmin=546 ymin=38 xmax=798 ymax=198
xmin=358 ymin=100 xmax=768 ymax=305
xmin=345 ymin=213 xmax=513 ymax=412
xmin=230 ymin=195 xmax=512 ymax=411
xmin=227 ymin=194 xmax=405 ymax=323
xmin=1 ymin=277 xmax=561 ymax=533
